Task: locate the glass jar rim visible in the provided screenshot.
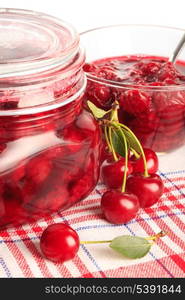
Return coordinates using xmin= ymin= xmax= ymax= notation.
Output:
xmin=81 ymin=24 xmax=185 ymax=91
xmin=0 ymin=74 xmax=86 ymax=116
xmin=0 ymin=8 xmax=86 ymax=116
xmin=0 ymin=8 xmax=80 ymax=78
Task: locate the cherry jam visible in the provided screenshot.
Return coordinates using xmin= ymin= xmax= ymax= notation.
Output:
xmin=0 ymin=9 xmax=101 ymax=229
xmin=84 ymin=56 xmax=185 ymax=152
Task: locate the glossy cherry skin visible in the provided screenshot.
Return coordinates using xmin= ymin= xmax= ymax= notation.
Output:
xmin=101 ymin=190 xmax=140 ymax=224
xmin=40 ymin=223 xmax=80 ymax=263
xmin=131 ymin=148 xmax=159 ymax=174
xmin=126 ymin=173 xmax=164 ymax=208
xmin=101 ymin=158 xmax=133 ymax=189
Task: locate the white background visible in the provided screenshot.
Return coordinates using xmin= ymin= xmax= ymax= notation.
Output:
xmin=0 ymin=0 xmax=185 ymax=32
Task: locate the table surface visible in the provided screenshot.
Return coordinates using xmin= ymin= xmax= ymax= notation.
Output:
xmin=0 ymin=144 xmax=184 ymax=278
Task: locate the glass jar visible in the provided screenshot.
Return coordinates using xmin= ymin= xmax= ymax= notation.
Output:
xmin=81 ymin=25 xmax=185 ymax=153
xmin=0 ymin=8 xmax=101 ymax=229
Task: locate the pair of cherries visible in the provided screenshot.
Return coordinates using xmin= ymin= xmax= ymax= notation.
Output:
xmin=39 ymin=148 xmax=163 ymax=264
xmin=101 ymin=148 xmax=164 ymax=224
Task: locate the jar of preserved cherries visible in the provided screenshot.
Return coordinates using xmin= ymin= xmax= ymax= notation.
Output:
xmin=0 ymin=8 xmax=101 ymax=229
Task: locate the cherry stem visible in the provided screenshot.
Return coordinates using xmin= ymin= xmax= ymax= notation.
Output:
xmin=104 ymin=125 xmax=112 ymax=154
xmin=104 ymin=124 xmax=118 ymax=161
xmin=110 ymin=101 xmax=119 ymax=122
xmin=131 ymin=148 xmax=140 ymax=159
xmin=80 ymin=231 xmax=166 ymax=245
xmin=109 ymin=127 xmax=119 ymax=161
xmin=121 ymin=132 xmax=128 ymax=193
xmin=80 ymin=240 xmax=112 ymax=245
xmin=146 ymin=231 xmax=167 ymax=242
xmin=118 ymin=129 xmax=128 ymax=193
xmin=110 ymin=123 xmax=128 ymax=193
xmin=117 ymin=122 xmax=149 ymax=177
xmin=102 ymin=101 xmax=148 ymax=176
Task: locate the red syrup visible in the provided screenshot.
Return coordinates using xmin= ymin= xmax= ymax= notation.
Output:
xmin=0 ymin=9 xmax=101 ymax=229
xmin=84 ymin=56 xmax=185 ymax=152
xmin=0 ymin=98 xmax=101 ymax=229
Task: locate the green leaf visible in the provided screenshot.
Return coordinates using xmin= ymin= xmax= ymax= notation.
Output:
xmin=111 ymin=128 xmax=126 ymax=157
xmin=87 ymin=101 xmax=108 ymax=119
xmin=122 ymin=129 xmax=141 ymax=154
xmin=109 ymin=235 xmax=152 ymax=259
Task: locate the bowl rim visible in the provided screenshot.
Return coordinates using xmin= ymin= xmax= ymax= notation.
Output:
xmin=80 ymin=24 xmax=185 ymax=91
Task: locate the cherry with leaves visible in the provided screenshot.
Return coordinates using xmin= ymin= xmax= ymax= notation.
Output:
xmin=39 ymin=102 xmax=165 ymax=263
xmin=87 ymin=100 xmax=164 ymax=214
xmin=39 ymin=101 xmax=165 ymax=264
xmin=40 ymin=222 xmax=167 ymax=262
xmin=97 ymin=102 xmax=140 ymax=224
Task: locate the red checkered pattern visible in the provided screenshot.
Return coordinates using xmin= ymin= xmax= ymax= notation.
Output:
xmin=0 ymin=150 xmax=185 ymax=278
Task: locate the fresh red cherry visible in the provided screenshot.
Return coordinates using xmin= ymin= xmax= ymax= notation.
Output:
xmin=101 ymin=190 xmax=140 ymax=224
xmin=101 ymin=158 xmax=133 ymax=189
xmin=126 ymin=173 xmax=164 ymax=208
xmin=131 ymin=148 xmax=159 ymax=174
xmin=40 ymin=223 xmax=80 ymax=263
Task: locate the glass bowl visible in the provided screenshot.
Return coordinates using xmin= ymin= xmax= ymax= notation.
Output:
xmin=81 ymin=25 xmax=185 ymax=153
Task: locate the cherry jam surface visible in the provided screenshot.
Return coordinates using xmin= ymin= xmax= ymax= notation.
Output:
xmin=0 ymin=96 xmax=101 ymax=229
xmin=84 ymin=56 xmax=185 ymax=152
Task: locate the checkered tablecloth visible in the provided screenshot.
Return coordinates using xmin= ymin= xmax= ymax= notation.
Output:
xmin=0 ymin=146 xmax=185 ymax=278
